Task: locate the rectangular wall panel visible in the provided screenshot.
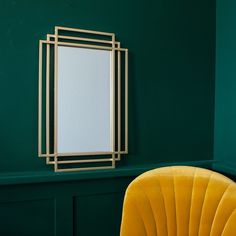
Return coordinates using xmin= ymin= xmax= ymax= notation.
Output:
xmin=0 ymin=199 xmax=55 ymax=236
xmin=74 ymin=193 xmax=124 ymax=236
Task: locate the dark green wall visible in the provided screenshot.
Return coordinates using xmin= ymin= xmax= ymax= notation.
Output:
xmin=0 ymin=1 xmax=216 ymax=235
xmin=214 ymin=0 xmax=236 ymax=168
xmin=0 ymin=0 xmax=216 ymax=173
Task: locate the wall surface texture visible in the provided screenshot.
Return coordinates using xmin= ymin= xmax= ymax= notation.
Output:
xmin=214 ymin=0 xmax=236 ymax=169
xmin=0 ymin=0 xmax=215 ymax=173
xmin=0 ymin=0 xmax=216 ymax=235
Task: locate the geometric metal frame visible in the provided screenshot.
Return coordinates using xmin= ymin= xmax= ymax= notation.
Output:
xmin=38 ymin=26 xmax=128 ymax=172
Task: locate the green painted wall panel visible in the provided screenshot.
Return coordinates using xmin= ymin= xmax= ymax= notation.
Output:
xmin=0 ymin=0 xmax=215 ymax=172
xmin=75 ymin=193 xmax=124 ymax=236
xmin=0 ymin=176 xmax=134 ymax=236
xmin=214 ymin=0 xmax=236 ymax=168
xmin=56 ymin=197 xmax=73 ymax=236
xmin=0 ymin=199 xmax=55 ymax=236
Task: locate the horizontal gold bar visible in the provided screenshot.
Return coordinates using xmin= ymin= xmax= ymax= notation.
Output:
xmin=117 ymin=151 xmax=128 ymax=154
xmin=58 ymin=151 xmax=113 ymax=156
xmin=47 ymin=34 xmax=119 ymax=45
xmin=39 ymin=154 xmax=55 ymax=157
xmin=48 ymin=160 xmax=119 ymax=165
xmin=55 ymin=26 xmax=114 ymax=37
xmin=48 ymin=158 xmax=113 ymax=164
xmin=39 ymin=40 xmax=127 ymax=51
xmin=39 ymin=150 xmax=128 ymax=158
xmin=55 ymin=166 xmax=115 ymax=172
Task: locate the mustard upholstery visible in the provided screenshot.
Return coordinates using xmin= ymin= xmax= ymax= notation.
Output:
xmin=120 ymin=166 xmax=236 ymax=236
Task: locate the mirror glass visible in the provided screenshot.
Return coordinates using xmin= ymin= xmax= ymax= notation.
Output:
xmin=57 ymin=46 xmax=113 ymax=154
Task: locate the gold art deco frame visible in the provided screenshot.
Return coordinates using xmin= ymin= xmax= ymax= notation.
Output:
xmin=38 ymin=26 xmax=128 ymax=172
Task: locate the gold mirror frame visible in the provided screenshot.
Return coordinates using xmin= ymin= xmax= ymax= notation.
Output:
xmin=38 ymin=26 xmax=128 ymax=172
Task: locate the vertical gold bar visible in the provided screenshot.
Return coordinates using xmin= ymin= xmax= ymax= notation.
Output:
xmin=46 ymin=36 xmax=50 ymax=164
xmin=109 ymin=51 xmax=113 ymax=153
xmin=112 ymin=34 xmax=116 ymax=168
xmin=38 ymin=41 xmax=43 ymax=157
xmin=125 ymin=49 xmax=128 ymax=152
xmin=54 ymin=156 xmax=58 ymax=172
xmin=54 ymin=27 xmax=59 ymax=171
xmin=117 ymin=43 xmax=121 ymax=160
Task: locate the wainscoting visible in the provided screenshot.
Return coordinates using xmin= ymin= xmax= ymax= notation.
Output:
xmin=0 ymin=176 xmax=133 ymax=236
xmin=0 ymin=161 xmax=215 ymax=236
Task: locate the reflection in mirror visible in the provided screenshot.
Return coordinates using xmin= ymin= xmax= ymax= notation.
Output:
xmin=57 ymin=46 xmax=113 ymax=154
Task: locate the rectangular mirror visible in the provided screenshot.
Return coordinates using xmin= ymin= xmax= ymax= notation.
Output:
xmin=38 ymin=26 xmax=128 ymax=172
xmin=57 ymin=46 xmax=113 ymax=154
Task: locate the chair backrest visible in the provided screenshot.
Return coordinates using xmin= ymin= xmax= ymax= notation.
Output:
xmin=120 ymin=166 xmax=236 ymax=236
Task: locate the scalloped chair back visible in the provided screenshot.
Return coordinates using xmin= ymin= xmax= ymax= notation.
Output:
xmin=120 ymin=166 xmax=236 ymax=236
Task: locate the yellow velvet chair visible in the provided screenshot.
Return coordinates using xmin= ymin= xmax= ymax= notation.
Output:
xmin=120 ymin=166 xmax=236 ymax=236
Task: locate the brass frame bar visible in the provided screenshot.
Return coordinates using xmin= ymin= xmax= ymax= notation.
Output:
xmin=47 ymin=34 xmax=114 ymax=45
xmin=46 ymin=36 xmax=50 ymax=164
xmin=39 ymin=150 xmax=127 ymax=157
xmin=111 ymin=34 xmax=116 ymax=168
xmin=55 ymin=26 xmax=114 ymax=37
xmin=125 ymin=49 xmax=128 ymax=153
xmin=59 ymin=152 xmax=113 ymax=156
xmin=47 ymin=158 xmax=114 ymax=165
xmin=117 ymin=43 xmax=121 ymax=160
xmin=38 ymin=41 xmax=43 ymax=157
xmin=54 ymin=27 xmax=59 ymax=172
xmin=109 ymin=51 xmax=113 ymax=154
xmin=56 ymin=166 xmax=114 ymax=173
